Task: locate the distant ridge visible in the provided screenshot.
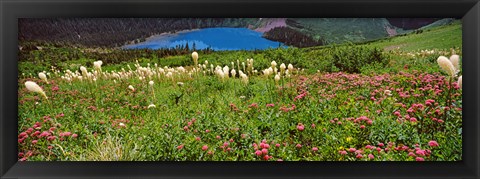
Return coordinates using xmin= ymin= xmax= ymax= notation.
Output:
xmin=19 ymin=18 xmax=448 ymax=48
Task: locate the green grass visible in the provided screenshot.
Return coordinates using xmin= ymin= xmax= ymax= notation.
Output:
xmin=365 ymin=21 xmax=462 ymax=51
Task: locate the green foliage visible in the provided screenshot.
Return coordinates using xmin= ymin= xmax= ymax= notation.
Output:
xmin=327 ymin=45 xmax=389 ymax=73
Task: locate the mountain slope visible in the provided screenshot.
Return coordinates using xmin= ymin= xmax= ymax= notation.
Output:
xmin=19 ymin=18 xmax=447 ymax=48
xmin=366 ymin=20 xmax=461 ymax=52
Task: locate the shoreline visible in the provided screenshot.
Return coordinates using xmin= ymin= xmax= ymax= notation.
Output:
xmin=124 ymin=28 xmax=202 ymax=46
xmin=123 ymin=27 xmax=269 ymax=48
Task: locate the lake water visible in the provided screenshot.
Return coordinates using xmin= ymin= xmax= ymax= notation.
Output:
xmin=123 ymin=27 xmax=285 ymax=51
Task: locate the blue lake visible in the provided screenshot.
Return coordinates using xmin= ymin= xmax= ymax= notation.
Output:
xmin=123 ymin=28 xmax=285 ymax=51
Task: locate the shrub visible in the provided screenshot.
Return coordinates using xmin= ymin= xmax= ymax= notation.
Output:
xmin=329 ymin=45 xmax=389 ymax=73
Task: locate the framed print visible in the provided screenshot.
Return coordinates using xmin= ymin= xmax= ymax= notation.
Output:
xmin=1 ymin=0 xmax=480 ymax=178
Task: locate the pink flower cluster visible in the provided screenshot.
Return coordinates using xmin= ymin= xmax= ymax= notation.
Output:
xmin=253 ymin=139 xmax=273 ymax=161
xmin=279 ymin=104 xmax=296 ymax=113
xmin=18 ymin=120 xmax=77 ymax=161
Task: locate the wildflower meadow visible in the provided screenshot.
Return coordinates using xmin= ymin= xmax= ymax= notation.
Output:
xmin=17 ymin=20 xmax=462 ymax=161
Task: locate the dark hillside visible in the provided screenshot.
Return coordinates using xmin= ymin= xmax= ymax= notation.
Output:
xmin=386 ymin=18 xmax=443 ymax=30
xmin=263 ymin=27 xmax=324 ymax=47
xmin=19 ymin=18 xmax=257 ymax=47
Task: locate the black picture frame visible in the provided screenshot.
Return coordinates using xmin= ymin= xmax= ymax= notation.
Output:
xmin=1 ymin=0 xmax=479 ymax=178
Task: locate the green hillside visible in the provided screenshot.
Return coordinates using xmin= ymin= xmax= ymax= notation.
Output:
xmin=365 ymin=20 xmax=461 ymax=52
xmin=290 ymin=18 xmax=393 ymax=44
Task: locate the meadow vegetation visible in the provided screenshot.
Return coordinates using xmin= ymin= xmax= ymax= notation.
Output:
xmin=17 ymin=22 xmax=462 ymax=161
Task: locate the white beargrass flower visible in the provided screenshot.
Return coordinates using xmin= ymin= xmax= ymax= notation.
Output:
xmin=177 ymin=66 xmax=185 ymax=73
xmin=231 ymin=69 xmax=236 ymax=78
xmin=274 ymin=73 xmax=280 ymax=81
xmin=149 ymin=81 xmax=154 ymax=86
xmin=437 ymin=56 xmax=457 ymax=77
xmin=148 ymin=104 xmax=156 ymax=109
xmin=93 ymin=60 xmax=103 ymax=71
xmin=449 ymin=55 xmax=460 ymax=72
xmin=240 ymin=74 xmax=248 ymax=84
xmin=263 ymin=67 xmax=274 ymax=76
xmin=25 ymin=81 xmax=48 ymax=100
xmin=288 ymin=64 xmax=293 ymax=71
xmin=223 ymin=66 xmax=229 ymax=78
xmin=128 ymin=85 xmax=135 ymax=91
xmin=271 ymin=61 xmax=277 ymax=68
xmin=38 ymin=72 xmax=48 ymax=83
xmin=119 ymin=123 xmax=126 ymax=127
xmin=166 ymin=72 xmax=173 ymax=78
xmin=192 ymin=52 xmax=199 ymax=67
xmin=263 ymin=69 xmax=269 ymax=76
xmin=217 ymin=70 xmax=225 ymax=80
xmin=280 ymin=63 xmax=286 ymax=71
xmin=80 ymin=66 xmax=87 ymax=76
xmin=458 ymin=76 xmax=462 ymax=88
xmin=384 ymin=90 xmax=392 ymax=96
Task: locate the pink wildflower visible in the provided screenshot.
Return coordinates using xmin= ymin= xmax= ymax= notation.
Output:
xmin=39 ymin=131 xmax=50 ymax=138
xmin=177 ymin=144 xmax=184 ymax=150
xmin=262 ymin=148 xmax=268 ymax=155
xmin=201 ymin=145 xmax=208 ymax=151
xmin=356 ymin=154 xmax=363 ymax=159
xmin=296 ymin=144 xmax=302 ymax=148
xmin=416 ymin=157 xmax=425 ymax=161
xmin=297 ymin=123 xmax=305 ymax=131
xmin=416 ymin=150 xmax=426 ymax=156
xmin=410 ymin=117 xmax=417 ymax=122
xmin=428 ymin=140 xmax=439 ymax=147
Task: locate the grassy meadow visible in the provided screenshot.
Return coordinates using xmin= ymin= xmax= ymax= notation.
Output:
xmin=18 ymin=21 xmax=462 ymax=161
